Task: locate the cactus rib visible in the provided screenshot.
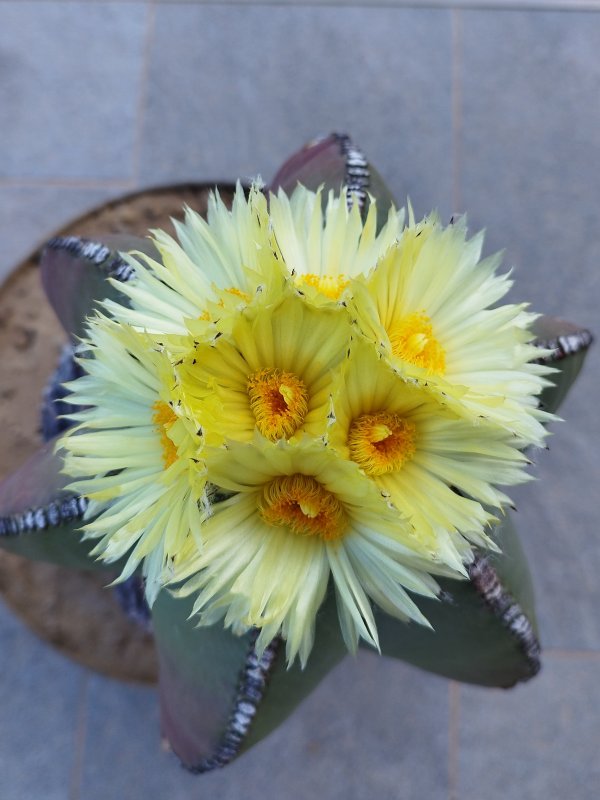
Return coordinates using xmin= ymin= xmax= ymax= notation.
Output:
xmin=44 ymin=236 xmax=136 ymax=283
xmin=0 ymin=495 xmax=88 ymax=538
xmin=468 ymin=556 xmax=541 ymax=680
xmin=533 ymin=327 xmax=593 ymax=362
xmin=335 ymin=133 xmax=370 ymax=212
xmin=187 ymin=633 xmax=282 ymax=774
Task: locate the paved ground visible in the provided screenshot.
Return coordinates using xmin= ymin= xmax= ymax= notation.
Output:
xmin=1 ymin=2 xmax=599 ymax=798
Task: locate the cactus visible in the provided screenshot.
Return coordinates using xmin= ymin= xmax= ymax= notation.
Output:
xmin=0 ymin=134 xmax=593 ymax=773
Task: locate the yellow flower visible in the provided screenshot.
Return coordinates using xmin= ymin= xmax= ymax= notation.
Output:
xmin=104 ymin=183 xmax=283 ymax=335
xmin=350 ymin=213 xmax=553 ymax=443
xmin=328 ymin=338 xmax=533 ymax=573
xmin=171 ymin=438 xmax=444 ymax=666
xmin=178 ymin=290 xmax=350 ymax=445
xmin=59 ymin=318 xmax=208 ymax=602
xmin=269 ymin=185 xmax=403 ymax=305
xmin=57 ymin=186 xmax=554 ymax=668
xmin=105 ymin=182 xmax=404 ymax=336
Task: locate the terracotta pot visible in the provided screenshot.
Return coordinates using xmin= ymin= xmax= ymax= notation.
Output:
xmin=0 ymin=183 xmax=235 ymax=683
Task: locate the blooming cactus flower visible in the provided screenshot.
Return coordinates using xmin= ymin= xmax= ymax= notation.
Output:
xmin=59 ymin=178 xmax=552 ymax=663
xmin=61 ymin=320 xmax=210 ymax=604
xmin=0 ymin=133 xmax=593 ymax=773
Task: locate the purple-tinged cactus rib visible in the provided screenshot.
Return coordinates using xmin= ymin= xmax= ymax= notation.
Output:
xmin=532 ymin=319 xmax=593 ymax=362
xmin=468 ymin=556 xmax=541 ymax=678
xmin=154 ymin=588 xmax=347 ymax=769
xmin=41 ymin=344 xmax=83 ymax=441
xmin=336 ymin=133 xmax=370 ymax=212
xmin=44 ymin=236 xmax=135 ymax=282
xmin=531 ymin=316 xmax=593 ymax=414
xmin=370 ymin=515 xmax=541 ymax=687
xmin=269 ymin=131 xmax=371 ymax=206
xmin=269 ymin=132 xmax=397 ymax=227
xmin=269 ymin=133 xmax=346 ymax=194
xmin=0 ymin=494 xmax=87 ymax=538
xmin=40 ymin=234 xmax=156 ymax=341
xmin=113 ymin=575 xmax=152 ymax=632
xmin=0 ymin=438 xmax=110 ymax=570
xmin=154 ymin=591 xmax=258 ymax=770
xmin=190 ymin=633 xmax=282 ymax=773
xmin=0 ymin=439 xmax=71 ymax=517
xmin=0 ymin=438 xmax=87 ymax=534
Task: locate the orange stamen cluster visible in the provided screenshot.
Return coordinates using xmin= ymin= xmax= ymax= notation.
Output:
xmin=247 ymin=368 xmax=309 ymax=441
xmin=300 ymin=273 xmax=349 ymax=300
xmin=348 ymin=412 xmax=416 ymax=476
xmin=152 ymin=401 xmax=179 ymax=469
xmin=224 ymin=286 xmax=251 ymax=301
xmin=259 ymin=474 xmax=348 ymax=541
xmin=388 ymin=311 xmax=446 ymax=375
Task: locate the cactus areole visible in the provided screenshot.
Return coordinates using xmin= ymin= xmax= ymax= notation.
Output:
xmin=0 ymin=134 xmax=593 ymax=773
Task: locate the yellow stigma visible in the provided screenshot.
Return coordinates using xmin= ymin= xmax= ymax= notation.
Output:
xmin=247 ymin=368 xmax=309 ymax=441
xmin=299 ymin=273 xmax=349 ymax=300
xmin=388 ymin=311 xmax=446 ymax=375
xmin=152 ymin=401 xmax=178 ymax=469
xmin=348 ymin=412 xmax=417 ymax=476
xmin=259 ymin=474 xmax=348 ymax=541
xmin=199 ymin=287 xmax=250 ymax=321
xmin=224 ymin=286 xmax=250 ymax=302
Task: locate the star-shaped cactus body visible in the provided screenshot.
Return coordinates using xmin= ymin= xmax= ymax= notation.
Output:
xmin=0 ymin=135 xmax=593 ymax=772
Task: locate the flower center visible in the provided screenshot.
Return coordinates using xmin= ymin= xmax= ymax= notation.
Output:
xmin=348 ymin=412 xmax=417 ymax=476
xmin=387 ymin=312 xmax=446 ymax=375
xmin=152 ymin=401 xmax=178 ymax=469
xmin=299 ymin=273 xmax=349 ymax=300
xmin=247 ymin=368 xmax=309 ymax=441
xmin=259 ymin=474 xmax=348 ymax=541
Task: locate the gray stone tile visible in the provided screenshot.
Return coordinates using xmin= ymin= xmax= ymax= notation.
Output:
xmin=80 ymin=653 xmax=449 ymax=800
xmin=460 ymin=11 xmax=600 ymax=326
xmin=220 ymin=654 xmax=450 ymax=800
xmin=460 ymin=11 xmax=600 ymax=650
xmin=0 ymin=3 xmax=147 ymax=180
xmin=458 ymin=654 xmax=600 ymax=799
xmin=0 ymin=186 xmax=117 ymax=285
xmin=0 ymin=598 xmax=83 ymax=800
xmin=508 ymin=355 xmax=600 ymax=651
xmin=79 ymin=674 xmax=198 ymax=799
xmin=105 ymin=0 xmax=600 ymax=8
xmin=141 ymin=5 xmax=454 ymax=220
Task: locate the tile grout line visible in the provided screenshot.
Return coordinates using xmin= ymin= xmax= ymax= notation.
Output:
xmin=545 ymin=648 xmax=600 ymax=660
xmin=1 ymin=0 xmax=600 ymax=11
xmin=448 ymin=680 xmax=461 ymax=800
xmin=132 ymin=2 xmax=157 ymax=186
xmin=69 ymin=672 xmax=90 ymax=800
xmin=0 ymin=178 xmax=137 ymax=191
xmin=451 ymin=7 xmax=463 ymax=215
